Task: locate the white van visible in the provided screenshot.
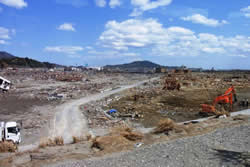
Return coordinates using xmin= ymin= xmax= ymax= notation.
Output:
xmin=0 ymin=76 xmax=11 ymax=91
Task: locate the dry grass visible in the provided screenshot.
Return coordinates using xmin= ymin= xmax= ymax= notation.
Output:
xmin=72 ymin=134 xmax=92 ymax=144
xmin=39 ymin=137 xmax=64 ymax=148
xmin=0 ymin=141 xmax=17 ymax=152
xmin=91 ymin=125 xmax=143 ymax=152
xmin=111 ymin=125 xmax=143 ymax=141
xmin=110 ymin=124 xmax=133 ymax=134
xmin=91 ymin=135 xmax=132 ymax=152
xmin=54 ymin=137 xmax=64 ymax=146
xmin=39 ymin=138 xmax=55 ymax=148
xmin=153 ymin=118 xmax=175 ymax=134
xmin=72 ymin=136 xmax=81 ymax=144
xmin=121 ymin=131 xmax=143 ymax=141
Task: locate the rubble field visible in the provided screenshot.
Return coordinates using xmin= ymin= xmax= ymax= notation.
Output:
xmin=0 ymin=69 xmax=250 ymax=167
xmin=0 ymin=68 xmax=151 ymax=145
xmin=82 ymin=71 xmax=250 ymax=129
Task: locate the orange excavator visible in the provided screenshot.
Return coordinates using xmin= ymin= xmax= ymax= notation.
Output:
xmin=201 ymin=86 xmax=237 ymax=115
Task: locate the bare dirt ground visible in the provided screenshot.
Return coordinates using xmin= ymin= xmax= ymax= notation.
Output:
xmin=1 ymin=113 xmax=249 ymax=167
xmin=83 ymin=72 xmax=250 ymax=129
xmin=0 ymin=69 xmax=250 ymax=167
xmin=0 ymin=69 xmax=152 ymax=146
xmin=44 ymin=120 xmax=250 ymax=167
xmin=105 ymin=86 xmax=250 ymax=127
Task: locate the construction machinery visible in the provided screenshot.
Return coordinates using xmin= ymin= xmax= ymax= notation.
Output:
xmin=201 ymin=86 xmax=237 ymax=115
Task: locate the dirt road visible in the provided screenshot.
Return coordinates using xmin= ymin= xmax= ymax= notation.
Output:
xmin=50 ymin=78 xmax=158 ymax=144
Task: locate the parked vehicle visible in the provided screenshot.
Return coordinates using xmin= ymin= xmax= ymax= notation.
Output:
xmin=0 ymin=122 xmax=21 ymax=144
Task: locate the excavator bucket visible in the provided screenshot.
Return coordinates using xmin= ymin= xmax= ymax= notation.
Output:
xmin=201 ymin=104 xmax=216 ymax=113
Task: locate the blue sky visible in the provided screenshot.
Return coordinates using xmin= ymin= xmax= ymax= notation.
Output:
xmin=0 ymin=0 xmax=249 ymax=69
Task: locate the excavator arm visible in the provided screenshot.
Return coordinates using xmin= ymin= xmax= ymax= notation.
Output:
xmin=201 ymin=86 xmax=237 ymax=114
xmin=223 ymin=86 xmax=237 ymax=103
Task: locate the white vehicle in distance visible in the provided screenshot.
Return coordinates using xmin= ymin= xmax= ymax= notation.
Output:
xmin=0 ymin=76 xmax=11 ymax=92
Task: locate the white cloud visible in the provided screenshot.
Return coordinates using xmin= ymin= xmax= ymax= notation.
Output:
xmin=167 ymin=27 xmax=194 ymax=35
xmin=88 ymin=49 xmax=139 ymax=59
xmin=44 ymin=46 xmax=83 ymax=54
xmin=99 ymin=18 xmax=250 ymax=58
xmin=126 ymin=57 xmax=143 ymax=62
xmin=100 ymin=18 xmax=194 ymax=50
xmin=202 ymin=47 xmax=225 ymax=54
xmin=57 ymin=23 xmax=75 ymax=31
xmin=0 ymin=26 xmax=14 ymax=44
xmin=0 ymin=40 xmax=7 ymax=44
xmin=95 ymin=0 xmax=106 ymax=7
xmin=0 ymin=27 xmax=10 ymax=39
xmin=241 ymin=6 xmax=250 ymax=18
xmin=130 ymin=0 xmax=172 ymax=16
xmin=109 ymin=0 xmax=121 ymax=8
xmin=181 ymin=14 xmax=228 ymax=27
xmin=199 ymin=33 xmax=219 ymax=40
xmin=238 ymin=54 xmax=247 ymax=58
xmin=0 ymin=0 xmax=27 ymax=9
xmin=85 ymin=46 xmax=94 ymax=50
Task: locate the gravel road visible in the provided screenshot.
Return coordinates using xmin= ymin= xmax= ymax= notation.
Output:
xmin=47 ymin=123 xmax=250 ymax=167
xmin=50 ymin=78 xmax=158 ymax=144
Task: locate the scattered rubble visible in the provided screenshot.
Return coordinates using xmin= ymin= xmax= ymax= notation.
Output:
xmin=0 ymin=68 xmax=250 ymax=167
xmin=96 ymin=71 xmax=250 ymax=128
xmin=0 ymin=68 xmax=151 ymax=154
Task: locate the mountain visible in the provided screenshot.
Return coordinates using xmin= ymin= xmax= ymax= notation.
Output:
xmin=104 ymin=60 xmax=162 ymax=73
xmin=0 ymin=51 xmax=63 ymax=68
xmin=103 ymin=60 xmax=187 ymax=73
xmin=0 ymin=51 xmax=16 ymax=59
xmin=105 ymin=60 xmax=161 ymax=69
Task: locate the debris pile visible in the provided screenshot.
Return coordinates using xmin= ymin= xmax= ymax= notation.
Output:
xmin=162 ymin=75 xmax=181 ymax=91
xmin=153 ymin=118 xmax=175 ymax=134
xmin=55 ymin=73 xmax=83 ymax=82
xmin=91 ymin=125 xmax=143 ymax=152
